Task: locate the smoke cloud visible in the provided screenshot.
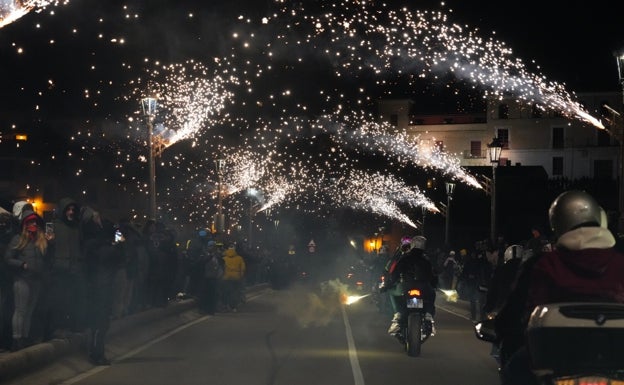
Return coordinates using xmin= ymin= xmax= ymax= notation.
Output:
xmin=276 ymin=279 xmax=349 ymax=328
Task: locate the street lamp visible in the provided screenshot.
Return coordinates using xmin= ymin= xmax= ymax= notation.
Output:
xmin=487 ymin=137 xmax=503 ymax=243
xmin=445 ymin=181 xmax=456 ymax=246
xmin=614 ymin=51 xmax=624 ymax=234
xmin=141 ymin=96 xmax=158 ymax=220
xmin=214 ymin=158 xmax=226 ymax=233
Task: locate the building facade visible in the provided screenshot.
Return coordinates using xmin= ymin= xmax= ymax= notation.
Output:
xmin=378 ymin=92 xmax=623 ymax=179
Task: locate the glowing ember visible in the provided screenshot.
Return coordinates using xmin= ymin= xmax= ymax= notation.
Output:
xmin=342 ymin=293 xmax=370 ymax=305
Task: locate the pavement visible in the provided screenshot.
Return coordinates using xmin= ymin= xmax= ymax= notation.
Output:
xmin=0 ymin=285 xmax=471 ymax=384
xmin=0 ymin=284 xmax=269 ymax=384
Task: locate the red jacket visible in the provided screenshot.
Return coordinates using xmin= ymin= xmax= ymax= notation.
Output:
xmin=527 ymin=231 xmax=624 ymax=314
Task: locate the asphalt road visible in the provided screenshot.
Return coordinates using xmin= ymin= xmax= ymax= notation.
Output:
xmin=8 ymin=283 xmax=500 ymax=385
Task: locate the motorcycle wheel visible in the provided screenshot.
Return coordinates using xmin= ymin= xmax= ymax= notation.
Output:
xmin=406 ymin=313 xmax=422 ymax=357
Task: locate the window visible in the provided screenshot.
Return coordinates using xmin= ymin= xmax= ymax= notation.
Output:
xmin=470 ymin=141 xmax=482 ymax=157
xmin=597 ymin=129 xmax=611 ymax=147
xmin=594 ymin=160 xmax=613 ymax=180
xmin=390 ymin=114 xmax=398 ymax=127
xmin=496 ymin=128 xmax=509 ymax=149
xmin=552 ymin=157 xmax=564 ymax=176
xmin=552 ymin=127 xmax=564 ymax=149
xmin=498 ymin=104 xmax=509 ymax=119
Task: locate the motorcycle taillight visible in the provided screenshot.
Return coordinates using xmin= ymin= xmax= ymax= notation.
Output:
xmin=407 ymin=289 xmax=421 ymax=297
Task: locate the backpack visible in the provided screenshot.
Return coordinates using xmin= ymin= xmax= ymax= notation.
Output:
xmin=204 ymin=255 xmax=224 ymax=279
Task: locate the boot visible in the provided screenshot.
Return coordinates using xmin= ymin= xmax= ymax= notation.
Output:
xmin=88 ymin=329 xmax=111 ymax=366
xmin=425 ymin=312 xmax=436 ymax=337
xmin=387 ymin=312 xmax=402 ymax=335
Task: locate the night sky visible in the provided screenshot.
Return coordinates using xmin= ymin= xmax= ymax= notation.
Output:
xmin=0 ymin=0 xmax=622 ymax=231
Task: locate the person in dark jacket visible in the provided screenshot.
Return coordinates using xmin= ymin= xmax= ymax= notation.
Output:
xmin=0 ymin=210 xmax=15 ymax=350
xmin=82 ymin=209 xmax=124 ymax=365
xmin=459 ymin=247 xmax=492 ymax=321
xmin=144 ymin=221 xmax=178 ymax=307
xmin=382 ymin=236 xmax=438 ymax=336
xmin=484 ymin=244 xmax=524 ymax=316
xmin=49 ymin=197 xmax=86 ymax=336
xmin=4 ymin=210 xmax=52 ymax=351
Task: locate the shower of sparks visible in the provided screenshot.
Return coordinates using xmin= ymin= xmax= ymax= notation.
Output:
xmin=125 ymin=60 xmax=239 ymax=149
xmin=317 ymin=112 xmax=483 ymax=189
xmin=333 ymin=170 xmax=434 ymax=228
xmin=0 ymin=0 xmax=67 ymax=28
xmin=261 ymin=1 xmax=605 ymax=129
xmin=0 ymin=0 xmax=608 ymax=228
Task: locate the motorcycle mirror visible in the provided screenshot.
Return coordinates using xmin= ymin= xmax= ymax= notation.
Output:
xmin=474 ymin=319 xmax=498 ymax=343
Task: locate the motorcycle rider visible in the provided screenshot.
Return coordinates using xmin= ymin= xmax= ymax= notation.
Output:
xmin=484 ymin=244 xmax=525 ymax=317
xmin=497 ymin=190 xmax=624 ymax=385
xmin=382 ymin=235 xmax=438 ymax=336
xmin=483 ymin=244 xmax=525 ymax=366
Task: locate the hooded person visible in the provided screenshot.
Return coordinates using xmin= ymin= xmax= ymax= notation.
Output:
xmin=4 ymin=210 xmax=51 ymax=350
xmin=49 ymin=198 xmax=87 ymax=336
xmin=82 ymin=214 xmax=124 ymax=365
xmin=221 ymin=245 xmax=246 ymax=312
xmin=0 ymin=210 xmax=14 ymax=350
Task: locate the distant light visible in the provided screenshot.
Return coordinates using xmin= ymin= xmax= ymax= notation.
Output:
xmin=15 ymin=134 xmax=27 ymax=141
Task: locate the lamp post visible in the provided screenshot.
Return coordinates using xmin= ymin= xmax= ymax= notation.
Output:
xmin=214 ymin=158 xmax=226 ymax=233
xmin=445 ymin=181 xmax=456 ymax=246
xmin=247 ymin=187 xmax=259 ymax=250
xmin=141 ymin=97 xmax=158 ymax=220
xmin=487 ymin=137 xmax=503 ymax=243
xmin=614 ymin=51 xmax=624 ymax=234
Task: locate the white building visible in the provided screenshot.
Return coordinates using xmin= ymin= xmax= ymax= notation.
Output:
xmin=378 ymin=92 xmax=623 ymax=179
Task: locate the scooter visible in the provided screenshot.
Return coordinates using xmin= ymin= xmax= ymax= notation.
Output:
xmin=474 ymin=302 xmax=624 ymax=385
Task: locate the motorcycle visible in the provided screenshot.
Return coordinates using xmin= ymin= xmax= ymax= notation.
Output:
xmin=384 ymin=279 xmax=434 ymax=357
xmin=474 ymin=302 xmax=624 ymax=384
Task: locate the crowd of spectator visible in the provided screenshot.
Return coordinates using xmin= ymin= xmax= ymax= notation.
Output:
xmin=0 ymin=197 xmax=270 ymax=365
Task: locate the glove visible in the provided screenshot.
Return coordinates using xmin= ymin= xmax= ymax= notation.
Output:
xmin=378 ymin=281 xmax=389 ymax=293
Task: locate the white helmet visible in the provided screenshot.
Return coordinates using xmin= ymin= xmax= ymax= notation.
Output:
xmin=503 ymin=244 xmax=523 ymax=263
xmin=410 ymin=236 xmax=426 ymax=251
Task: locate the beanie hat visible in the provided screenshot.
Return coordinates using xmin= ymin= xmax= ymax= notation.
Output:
xmin=23 ymin=213 xmax=38 ymax=224
xmin=20 ymin=210 xmax=43 ymax=228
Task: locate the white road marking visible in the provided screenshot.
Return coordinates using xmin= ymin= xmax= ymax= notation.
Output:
xmin=61 ymin=289 xmax=268 ymax=384
xmin=341 ymin=304 xmax=366 ymax=385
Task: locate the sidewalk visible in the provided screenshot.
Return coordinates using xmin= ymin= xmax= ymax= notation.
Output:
xmin=0 ymin=284 xmax=268 ymax=383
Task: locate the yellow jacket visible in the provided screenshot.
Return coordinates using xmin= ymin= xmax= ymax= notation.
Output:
xmin=222 ymin=248 xmax=246 ymax=280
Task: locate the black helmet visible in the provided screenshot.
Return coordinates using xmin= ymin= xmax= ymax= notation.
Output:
xmin=549 ymin=190 xmax=602 ymax=239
